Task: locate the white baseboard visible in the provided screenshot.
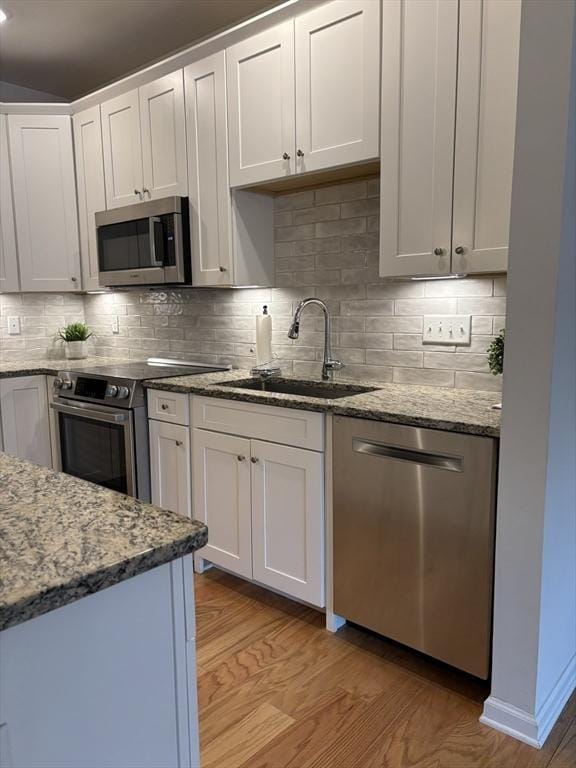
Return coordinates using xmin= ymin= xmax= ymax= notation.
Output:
xmin=480 ymin=653 xmax=576 ymax=749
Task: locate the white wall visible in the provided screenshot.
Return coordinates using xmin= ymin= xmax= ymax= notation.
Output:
xmin=0 ymin=81 xmax=66 ymax=103
xmin=482 ymin=0 xmax=576 ymax=748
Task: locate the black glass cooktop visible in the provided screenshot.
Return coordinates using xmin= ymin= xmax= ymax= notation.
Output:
xmin=66 ymin=361 xmax=228 ymax=382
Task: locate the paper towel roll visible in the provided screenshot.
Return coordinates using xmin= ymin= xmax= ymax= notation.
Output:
xmin=255 ymin=306 xmax=273 ymax=366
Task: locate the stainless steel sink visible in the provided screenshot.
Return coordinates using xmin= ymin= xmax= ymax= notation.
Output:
xmin=218 ymin=378 xmax=379 ymax=400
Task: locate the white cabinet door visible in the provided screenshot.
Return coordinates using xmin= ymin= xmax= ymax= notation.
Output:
xmin=0 ymin=375 xmax=52 ymax=468
xmin=227 ymin=22 xmax=296 ymax=187
xmin=73 ymin=106 xmax=106 ymax=291
xmin=185 ymin=52 xmax=233 ymax=286
xmin=452 ymin=0 xmax=521 ymax=274
xmin=8 ymin=114 xmax=81 ymax=291
xmin=0 ymin=114 xmax=19 ymax=292
xmin=139 ymin=71 xmax=187 ymax=200
xmin=150 ymin=419 xmax=192 ymax=519
xmin=379 ymin=0 xmax=458 ymax=278
xmin=251 ymin=439 xmax=324 ymax=606
xmin=101 ymin=89 xmax=144 ymax=208
xmin=295 ymin=0 xmax=380 ymax=174
xmin=192 ymin=428 xmax=252 ymax=578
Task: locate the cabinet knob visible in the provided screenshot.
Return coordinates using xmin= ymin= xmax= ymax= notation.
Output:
xmin=175 ymin=440 xmax=183 ymax=447
xmin=71 ymin=276 xmax=77 ymax=282
xmin=433 ymin=247 xmax=445 ymax=256
xmin=143 ymin=187 xmax=150 ymax=195
xmin=237 ymin=455 xmax=246 ymax=462
xmin=282 ymin=152 xmax=290 ymax=160
xmin=296 ymin=149 xmax=304 ymax=157
xmin=250 ymin=456 xmax=259 ymax=464
xmin=134 ymin=189 xmax=141 ymax=196
xmin=454 ymin=246 xmax=465 ymax=255
xmin=160 ymin=403 xmax=168 ymax=410
xmin=219 ymin=266 xmax=227 ymax=272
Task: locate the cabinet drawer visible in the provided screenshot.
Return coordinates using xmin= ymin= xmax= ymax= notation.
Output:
xmin=192 ymin=396 xmax=324 ymax=452
xmin=147 ymin=389 xmax=190 ymax=425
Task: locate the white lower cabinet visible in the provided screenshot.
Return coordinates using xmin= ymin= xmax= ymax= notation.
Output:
xmin=192 ymin=428 xmax=253 ymax=579
xmin=149 ymin=419 xmax=192 ymax=519
xmin=0 ymin=375 xmax=52 ymax=468
xmin=251 ymin=439 xmax=324 ymax=605
xmin=191 ymin=397 xmax=325 ymax=607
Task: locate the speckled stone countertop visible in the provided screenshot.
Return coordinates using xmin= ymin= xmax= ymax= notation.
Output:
xmin=0 ymin=454 xmax=207 ymax=631
xmin=0 ymin=356 xmax=133 ymax=379
xmin=144 ymin=369 xmax=502 ymax=438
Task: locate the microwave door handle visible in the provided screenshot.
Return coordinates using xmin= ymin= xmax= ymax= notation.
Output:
xmin=149 ymin=216 xmax=165 ymax=267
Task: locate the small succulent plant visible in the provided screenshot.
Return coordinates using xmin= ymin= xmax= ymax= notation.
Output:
xmin=58 ymin=322 xmax=93 ymax=342
xmin=487 ymin=329 xmax=505 ymax=375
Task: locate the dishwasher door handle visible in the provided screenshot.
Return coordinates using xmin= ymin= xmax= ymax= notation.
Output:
xmin=352 ymin=438 xmax=463 ymax=472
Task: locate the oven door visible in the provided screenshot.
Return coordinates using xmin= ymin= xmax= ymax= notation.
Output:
xmin=51 ymin=398 xmax=136 ymax=496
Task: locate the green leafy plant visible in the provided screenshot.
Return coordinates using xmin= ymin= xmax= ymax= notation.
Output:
xmin=487 ymin=329 xmax=505 ymax=375
xmin=58 ymin=322 xmax=93 ymax=342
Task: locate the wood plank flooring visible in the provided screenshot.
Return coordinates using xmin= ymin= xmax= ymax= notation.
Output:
xmin=195 ymin=569 xmax=576 ymax=768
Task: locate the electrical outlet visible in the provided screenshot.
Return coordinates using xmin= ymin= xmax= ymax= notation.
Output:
xmin=7 ymin=317 xmax=21 ymax=335
xmin=112 ymin=315 xmax=120 ymax=334
xmin=423 ymin=315 xmax=471 ymax=346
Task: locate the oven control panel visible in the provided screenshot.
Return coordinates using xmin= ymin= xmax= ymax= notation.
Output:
xmin=53 ymin=373 xmax=136 ymax=407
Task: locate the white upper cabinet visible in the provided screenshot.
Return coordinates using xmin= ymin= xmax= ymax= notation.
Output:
xmin=8 ymin=114 xmax=81 ymax=292
xmin=227 ymin=22 xmax=296 ymax=187
xmin=380 ymin=0 xmax=458 ymax=278
xmin=101 ymin=74 xmax=187 ymax=208
xmin=0 ymin=114 xmax=20 ymax=292
xmin=73 ymin=106 xmax=106 ymax=291
xmin=295 ymin=0 xmax=380 ymax=174
xmin=380 ymin=0 xmax=520 ymax=278
xmin=100 ymin=89 xmax=144 ymax=208
xmin=227 ymin=1 xmax=380 ymax=188
xmin=139 ymin=71 xmax=187 ymax=199
xmin=185 ymin=51 xmax=233 ymax=285
xmin=452 ymin=0 xmax=521 ymax=274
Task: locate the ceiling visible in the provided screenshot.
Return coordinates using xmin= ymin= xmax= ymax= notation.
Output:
xmin=0 ymin=0 xmax=284 ymax=101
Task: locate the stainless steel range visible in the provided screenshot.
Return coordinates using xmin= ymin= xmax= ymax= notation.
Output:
xmin=50 ymin=358 xmax=229 ymax=500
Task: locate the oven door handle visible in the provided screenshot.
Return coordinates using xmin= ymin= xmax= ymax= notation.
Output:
xmin=50 ymin=400 xmax=129 ymax=424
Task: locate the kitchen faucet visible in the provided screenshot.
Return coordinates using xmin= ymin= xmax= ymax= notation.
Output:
xmin=288 ymin=298 xmax=342 ymax=381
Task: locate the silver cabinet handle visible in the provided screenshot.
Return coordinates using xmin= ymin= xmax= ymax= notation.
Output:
xmin=433 ymin=247 xmax=444 ymax=256
xmin=296 ymin=149 xmax=304 ymax=157
xmin=250 ymin=457 xmax=259 ymax=464
xmin=282 ymin=152 xmax=290 ymax=160
xmin=237 ymin=455 xmax=246 ymax=462
xmin=175 ymin=440 xmax=183 ymax=447
xmin=454 ymin=246 xmax=465 ymax=255
xmin=352 ymin=438 xmax=463 ymax=472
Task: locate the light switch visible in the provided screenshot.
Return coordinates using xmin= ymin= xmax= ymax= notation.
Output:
xmin=112 ymin=315 xmax=120 ymax=334
xmin=7 ymin=316 xmax=21 ymax=335
xmin=423 ymin=315 xmax=471 ymax=346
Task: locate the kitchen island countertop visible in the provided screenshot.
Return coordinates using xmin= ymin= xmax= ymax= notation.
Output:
xmin=0 ymin=453 xmax=207 ymax=631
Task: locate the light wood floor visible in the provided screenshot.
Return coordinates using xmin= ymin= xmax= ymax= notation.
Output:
xmin=195 ymin=569 xmax=575 ymax=768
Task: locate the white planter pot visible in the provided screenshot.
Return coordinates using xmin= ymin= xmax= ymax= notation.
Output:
xmin=65 ymin=341 xmax=87 ymax=359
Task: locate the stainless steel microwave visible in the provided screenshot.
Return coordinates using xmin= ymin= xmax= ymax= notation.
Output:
xmin=95 ymin=196 xmax=191 ymax=287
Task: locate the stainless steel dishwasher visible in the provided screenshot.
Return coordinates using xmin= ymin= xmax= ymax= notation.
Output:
xmin=333 ymin=416 xmax=498 ymax=678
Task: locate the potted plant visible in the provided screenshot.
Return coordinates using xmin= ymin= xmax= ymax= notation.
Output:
xmin=487 ymin=329 xmax=505 ymax=409
xmin=58 ymin=322 xmax=93 ymax=360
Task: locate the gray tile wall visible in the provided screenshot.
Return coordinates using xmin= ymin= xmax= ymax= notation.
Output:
xmin=2 ymin=177 xmax=507 ymax=391
xmin=0 ymin=293 xmax=85 ymax=362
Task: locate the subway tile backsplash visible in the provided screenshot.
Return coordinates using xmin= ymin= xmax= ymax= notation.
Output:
xmin=1 ymin=176 xmax=506 ymax=391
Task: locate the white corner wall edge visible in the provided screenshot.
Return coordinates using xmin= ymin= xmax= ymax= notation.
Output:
xmin=480 ymin=653 xmax=576 ymax=748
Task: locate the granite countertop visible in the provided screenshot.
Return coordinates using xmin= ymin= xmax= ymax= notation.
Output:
xmin=0 ymin=454 xmax=207 ymax=631
xmin=0 ymin=356 xmax=134 ymax=379
xmin=144 ymin=369 xmax=502 ymax=438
